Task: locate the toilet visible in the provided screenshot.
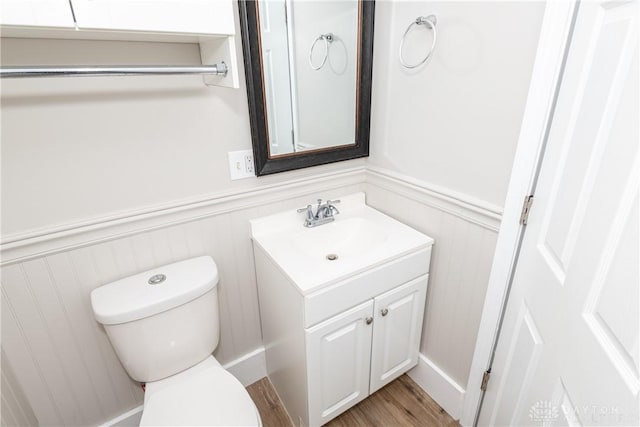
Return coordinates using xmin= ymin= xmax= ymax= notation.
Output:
xmin=90 ymin=256 xmax=262 ymax=426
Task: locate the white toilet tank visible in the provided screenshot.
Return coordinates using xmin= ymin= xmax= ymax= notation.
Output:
xmin=91 ymin=256 xmax=220 ymax=382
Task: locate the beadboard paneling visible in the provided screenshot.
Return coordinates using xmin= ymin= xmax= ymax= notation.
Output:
xmin=1 ymin=350 xmax=39 ymax=427
xmin=1 ymin=183 xmax=364 ymax=427
xmin=365 ymin=181 xmax=499 ymax=389
xmin=2 ymin=167 xmax=500 ymax=426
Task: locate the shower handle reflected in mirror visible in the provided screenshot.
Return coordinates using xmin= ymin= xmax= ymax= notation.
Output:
xmin=239 ymin=0 xmax=375 ymax=176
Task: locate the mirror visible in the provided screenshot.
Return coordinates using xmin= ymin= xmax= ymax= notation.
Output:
xmin=239 ymin=0 xmax=374 ymax=175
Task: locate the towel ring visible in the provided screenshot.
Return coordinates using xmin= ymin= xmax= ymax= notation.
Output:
xmin=399 ymin=15 xmax=437 ymax=69
xmin=309 ymin=33 xmax=334 ymax=70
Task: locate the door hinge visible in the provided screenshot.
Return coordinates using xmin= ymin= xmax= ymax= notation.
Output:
xmin=519 ymin=195 xmax=534 ymax=225
xmin=480 ymin=370 xmax=491 ymax=391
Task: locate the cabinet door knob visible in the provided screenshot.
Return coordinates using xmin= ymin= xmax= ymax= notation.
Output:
xmin=381 ymin=308 xmax=389 ymax=316
xmin=365 ymin=317 xmax=373 ymax=325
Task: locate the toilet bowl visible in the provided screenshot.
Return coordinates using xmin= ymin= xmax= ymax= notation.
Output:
xmin=90 ymin=256 xmax=261 ymax=426
xmin=141 ymin=356 xmax=261 ymax=426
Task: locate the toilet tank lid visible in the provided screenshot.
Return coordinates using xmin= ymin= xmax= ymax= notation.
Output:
xmin=91 ymin=256 xmax=219 ymax=325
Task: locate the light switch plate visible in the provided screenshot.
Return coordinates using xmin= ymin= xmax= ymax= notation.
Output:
xmin=228 ymin=150 xmax=256 ymax=180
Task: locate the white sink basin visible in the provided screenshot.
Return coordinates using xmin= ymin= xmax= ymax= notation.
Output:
xmin=291 ymin=217 xmax=389 ymax=259
xmin=250 ymin=193 xmax=433 ymax=295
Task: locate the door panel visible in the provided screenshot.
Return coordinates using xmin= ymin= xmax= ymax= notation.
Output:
xmin=479 ymin=1 xmax=639 ymax=425
xmin=257 ymin=0 xmax=295 ymax=155
xmin=306 ymin=300 xmax=373 ymax=426
xmin=369 ymin=276 xmax=428 ymax=394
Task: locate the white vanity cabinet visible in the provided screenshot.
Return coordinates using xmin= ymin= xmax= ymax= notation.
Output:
xmin=306 ymin=276 xmax=428 ymax=426
xmin=251 ymin=193 xmax=434 ymax=427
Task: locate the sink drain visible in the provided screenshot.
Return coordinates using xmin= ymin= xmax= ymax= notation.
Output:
xmin=326 ymin=254 xmax=338 ymax=261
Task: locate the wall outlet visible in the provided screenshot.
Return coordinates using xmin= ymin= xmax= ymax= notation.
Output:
xmin=228 ymin=150 xmax=256 ymax=180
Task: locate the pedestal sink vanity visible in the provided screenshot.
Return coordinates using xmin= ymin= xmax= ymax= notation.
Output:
xmin=251 ymin=193 xmax=434 ymax=426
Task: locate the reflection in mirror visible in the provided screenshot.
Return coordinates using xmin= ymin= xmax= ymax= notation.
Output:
xmin=257 ymin=0 xmax=359 ymax=156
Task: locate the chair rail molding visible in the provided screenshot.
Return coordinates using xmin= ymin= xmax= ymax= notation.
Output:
xmin=365 ymin=166 xmax=503 ymax=232
xmin=0 ymin=166 xmax=367 ymax=266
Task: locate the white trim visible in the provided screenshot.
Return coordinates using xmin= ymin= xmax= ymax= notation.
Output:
xmin=0 ymin=166 xmax=366 ymax=266
xmin=97 ymin=405 xmax=143 ymax=427
xmin=0 ymin=164 xmax=505 ymax=265
xmin=408 ymin=353 xmax=466 ymax=421
xmin=222 ymin=346 xmax=267 ymax=387
xmin=365 ymin=166 xmax=503 ymax=231
xmin=96 ymin=347 xmax=267 ymax=427
xmin=459 ymin=1 xmax=578 ymax=425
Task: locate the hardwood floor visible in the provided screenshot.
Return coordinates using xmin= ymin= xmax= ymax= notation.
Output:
xmin=246 ymin=374 xmax=460 ymax=427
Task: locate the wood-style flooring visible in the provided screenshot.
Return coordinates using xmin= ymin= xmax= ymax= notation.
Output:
xmin=246 ymin=374 xmax=460 ymax=427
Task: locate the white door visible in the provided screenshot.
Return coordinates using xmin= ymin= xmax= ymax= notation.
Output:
xmin=370 ymin=276 xmax=428 ymax=394
xmin=258 ymin=0 xmax=295 ymax=155
xmin=479 ymin=1 xmax=639 ymax=426
xmin=306 ymin=300 xmax=374 ymax=427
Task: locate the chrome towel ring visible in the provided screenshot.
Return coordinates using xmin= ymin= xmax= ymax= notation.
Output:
xmin=309 ymin=33 xmax=334 ymax=70
xmin=399 ymin=15 xmax=437 ymax=69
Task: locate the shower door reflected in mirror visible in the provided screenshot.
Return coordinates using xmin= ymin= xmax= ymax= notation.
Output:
xmin=257 ymin=0 xmax=359 ymax=155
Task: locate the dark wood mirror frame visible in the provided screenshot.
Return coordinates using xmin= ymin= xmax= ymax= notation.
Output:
xmin=238 ymin=0 xmax=375 ymax=176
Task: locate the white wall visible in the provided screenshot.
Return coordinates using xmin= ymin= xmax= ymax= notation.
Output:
xmin=370 ymin=1 xmax=545 ymax=207
xmin=0 ymin=36 xmax=363 ymax=236
xmin=291 ymin=0 xmax=358 ymax=148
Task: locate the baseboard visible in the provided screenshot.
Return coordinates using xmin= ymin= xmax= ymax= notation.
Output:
xmin=98 ymin=405 xmax=144 ymax=427
xmin=222 ymin=346 xmax=267 ymax=387
xmin=408 ymin=353 xmax=466 ymax=421
xmin=98 ymin=347 xmax=267 ymax=427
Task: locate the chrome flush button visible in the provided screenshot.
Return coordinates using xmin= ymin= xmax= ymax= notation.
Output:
xmin=148 ymin=274 xmax=166 ymax=285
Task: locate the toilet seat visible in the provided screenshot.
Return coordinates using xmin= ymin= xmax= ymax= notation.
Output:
xmin=140 ymin=356 xmax=262 ymax=426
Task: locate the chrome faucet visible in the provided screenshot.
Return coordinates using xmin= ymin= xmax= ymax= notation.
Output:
xmin=297 ymin=199 xmax=340 ymax=227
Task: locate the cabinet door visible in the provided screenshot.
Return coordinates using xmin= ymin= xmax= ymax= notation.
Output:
xmin=370 ymin=275 xmax=428 ymax=394
xmin=1 ymin=0 xmax=75 ymax=28
xmin=306 ymin=300 xmax=374 ymax=427
xmin=70 ymin=0 xmax=235 ymax=35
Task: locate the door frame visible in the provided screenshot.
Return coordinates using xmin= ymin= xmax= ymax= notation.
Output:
xmin=460 ymin=1 xmax=579 ymax=425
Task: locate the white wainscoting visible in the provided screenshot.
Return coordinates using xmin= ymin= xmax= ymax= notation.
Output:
xmin=0 ymin=169 xmax=366 ymax=426
xmin=1 ymin=350 xmax=39 ymax=427
xmin=1 ymin=165 xmax=501 ymax=425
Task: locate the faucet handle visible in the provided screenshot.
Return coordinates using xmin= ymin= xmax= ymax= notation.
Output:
xmin=326 ymin=199 xmax=340 ymax=215
xmin=297 ymin=205 xmax=314 ymax=221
